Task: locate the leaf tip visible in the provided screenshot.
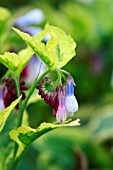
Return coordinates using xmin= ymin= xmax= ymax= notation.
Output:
xmin=68 ymin=119 xmax=81 ymax=126
xmin=12 ymin=27 xmax=17 ymax=32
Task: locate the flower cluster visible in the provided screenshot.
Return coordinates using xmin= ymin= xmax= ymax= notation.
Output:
xmin=37 ymin=75 xmax=78 ymax=123
xmin=37 ymin=77 xmax=59 ymax=111
xmin=3 ymin=78 xmax=28 ymax=109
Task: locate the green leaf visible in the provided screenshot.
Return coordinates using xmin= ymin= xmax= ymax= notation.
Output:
xmin=12 ymin=27 xmax=58 ymax=70
xmin=9 ymin=119 xmax=80 ymax=159
xmin=44 ymin=24 xmax=76 ymax=68
xmin=0 ymin=96 xmax=21 ymax=132
xmin=13 ymin=24 xmax=76 ymax=70
xmin=0 ymin=47 xmax=33 ymax=75
xmin=0 ymin=109 xmax=17 ymax=170
xmin=0 ymin=7 xmax=11 ymax=22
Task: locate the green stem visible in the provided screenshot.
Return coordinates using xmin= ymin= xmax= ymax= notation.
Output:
xmin=54 ymin=69 xmax=62 ymax=87
xmin=12 ymin=76 xmax=22 ymax=169
xmin=12 ymin=69 xmax=50 ymax=169
xmin=60 ymin=69 xmax=70 ymax=76
xmin=14 ymin=76 xmax=22 ymax=111
xmin=13 ymin=76 xmax=22 ymax=157
xmin=17 ymin=69 xmax=50 ymax=127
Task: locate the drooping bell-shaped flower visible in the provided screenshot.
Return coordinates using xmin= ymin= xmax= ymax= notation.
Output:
xmin=65 ymin=76 xmax=78 ymax=117
xmin=37 ymin=75 xmax=79 ymax=122
xmin=56 ymin=86 xmax=67 ymax=123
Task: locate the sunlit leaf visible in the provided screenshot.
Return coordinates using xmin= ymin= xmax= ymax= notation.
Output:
xmin=44 ymin=24 xmax=76 ymax=68
xmin=9 ymin=119 xmax=80 ymax=159
xmin=13 ymin=24 xmax=76 ymax=70
xmin=0 ymin=96 xmax=21 ymax=132
xmin=12 ymin=27 xmax=58 ymax=70
xmin=0 ymin=47 xmax=33 ymax=75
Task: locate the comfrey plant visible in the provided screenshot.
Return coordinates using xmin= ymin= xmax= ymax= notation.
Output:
xmin=37 ymin=75 xmax=78 ymax=123
xmin=0 ymin=24 xmax=80 ymax=169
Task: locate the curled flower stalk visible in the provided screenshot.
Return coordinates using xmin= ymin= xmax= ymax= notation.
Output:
xmin=37 ymin=70 xmax=78 ymax=123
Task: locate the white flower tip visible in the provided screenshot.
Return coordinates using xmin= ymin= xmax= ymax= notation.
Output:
xmin=65 ymin=95 xmax=79 ymax=114
xmin=56 ymin=106 xmax=67 ymax=123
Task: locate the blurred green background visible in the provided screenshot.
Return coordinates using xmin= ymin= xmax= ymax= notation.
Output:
xmin=0 ymin=0 xmax=113 ymax=169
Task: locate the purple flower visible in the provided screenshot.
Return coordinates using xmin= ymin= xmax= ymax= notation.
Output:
xmin=2 ymin=78 xmax=28 ymax=109
xmin=37 ymin=77 xmax=54 ymax=102
xmin=56 ymin=86 xmax=68 ymax=123
xmin=14 ymin=9 xmax=44 ymax=37
xmin=56 ymin=105 xmax=67 ymax=123
xmin=15 ymin=9 xmax=44 ymax=27
xmin=37 ymin=75 xmax=79 ymax=123
xmin=23 ymin=27 xmax=42 ymax=36
xmin=65 ymin=76 xmax=78 ymax=117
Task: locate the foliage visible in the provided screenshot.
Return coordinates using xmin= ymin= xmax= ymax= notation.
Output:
xmin=13 ymin=24 xmax=76 ymax=70
xmin=0 ymin=0 xmax=113 ymax=169
xmin=0 ymin=48 xmax=33 ymax=76
xmin=0 ymin=96 xmax=21 ymax=131
xmin=10 ymin=120 xmax=80 ymax=161
xmin=0 ymin=6 xmax=79 ymax=169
